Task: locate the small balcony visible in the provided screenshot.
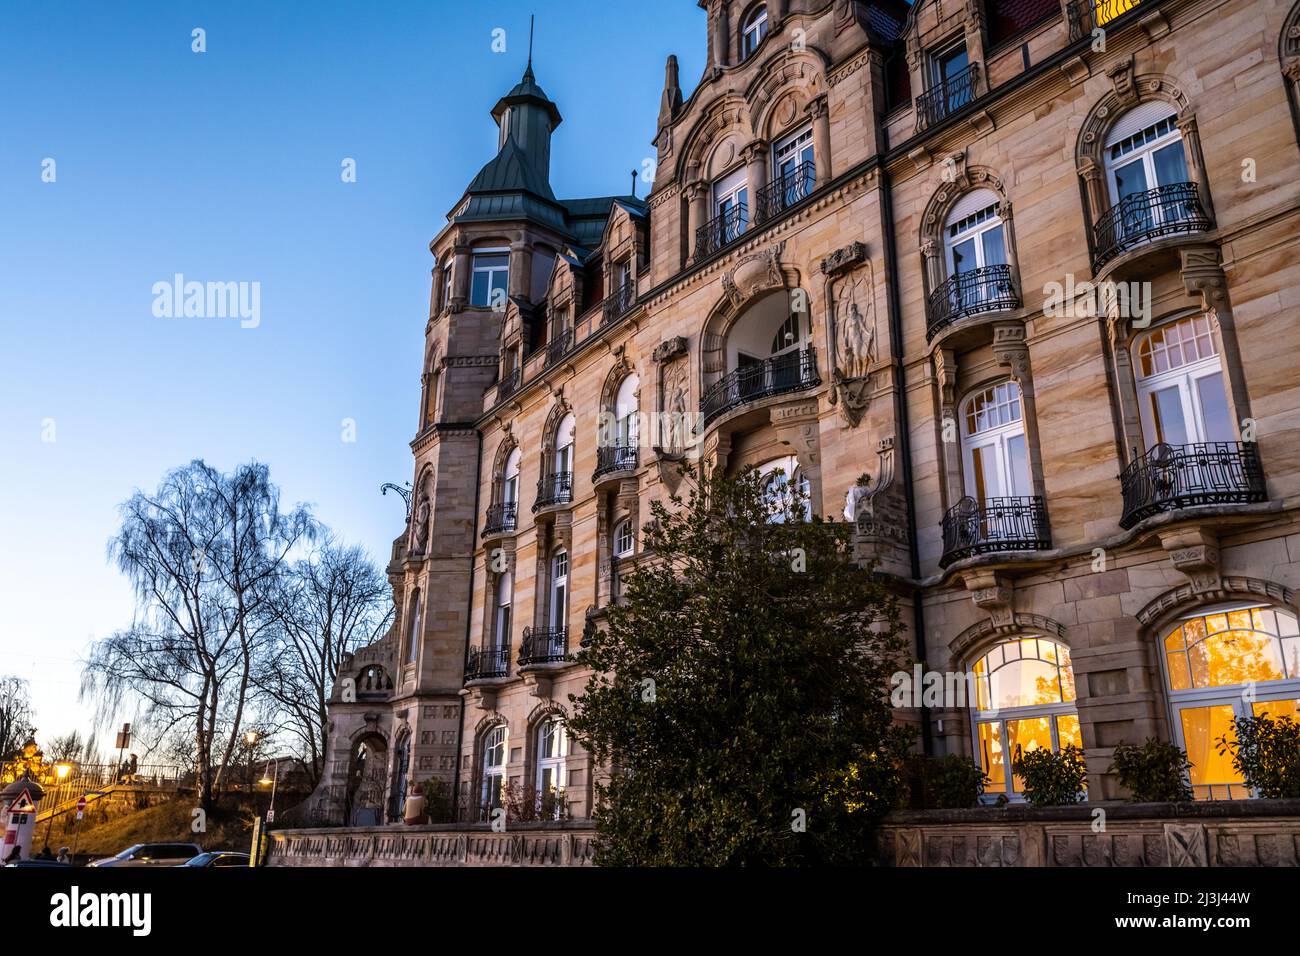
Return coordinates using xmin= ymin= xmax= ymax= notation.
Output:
xmin=518 ymin=626 xmax=569 ymax=667
xmin=533 ymin=472 xmax=574 ymax=512
xmin=1119 ymin=442 xmax=1266 ymax=530
xmin=464 ymin=644 xmax=510 ymax=682
xmin=593 ymin=443 xmax=638 ymax=482
xmin=695 ymin=203 xmax=748 ymax=260
xmin=601 ymin=284 xmax=635 ymax=327
xmin=1092 ymin=182 xmax=1212 ymax=272
xmin=940 ymin=495 xmax=1050 ymax=569
xmin=755 ymin=162 xmax=815 ymax=222
xmin=496 ymin=368 xmax=521 ymax=401
xmin=915 ymin=63 xmax=980 ymax=133
xmin=481 ymin=502 xmax=518 ymax=538
xmin=546 ymin=329 xmax=574 ymax=368
xmin=926 ymin=264 xmax=1020 ymax=342
xmin=700 ymin=347 xmax=820 ymax=428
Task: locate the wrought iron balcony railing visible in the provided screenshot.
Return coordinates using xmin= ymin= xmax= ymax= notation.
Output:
xmin=518 ymin=626 xmax=569 ymax=666
xmin=496 ymin=368 xmax=521 ymax=400
xmin=1068 ymin=0 xmax=1143 ymax=41
xmin=926 ymin=264 xmax=1020 ymax=341
xmin=546 ymin=329 xmax=574 ymax=368
xmin=756 ymin=162 xmax=816 ymax=221
xmin=533 ymin=472 xmax=574 ymax=511
xmin=1092 ymin=182 xmax=1211 ymax=271
xmin=700 ymin=347 xmax=820 ymax=427
xmin=915 ymin=63 xmax=980 ymax=133
xmin=1119 ymin=442 xmax=1265 ymax=530
xmin=601 ymin=283 xmax=636 ymax=326
xmin=464 ymin=644 xmax=510 ymax=682
xmin=481 ymin=501 xmax=518 ymax=537
xmin=940 ymin=495 xmax=1050 ymax=568
xmin=695 ymin=203 xmax=749 ymax=260
xmin=594 ymin=443 xmax=638 ymax=480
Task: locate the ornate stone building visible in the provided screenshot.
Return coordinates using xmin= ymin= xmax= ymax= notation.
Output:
xmin=307 ymin=0 xmax=1300 ymax=827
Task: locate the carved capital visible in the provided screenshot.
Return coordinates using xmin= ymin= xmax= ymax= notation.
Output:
xmin=1159 ymin=527 xmax=1221 ymax=594
xmin=820 ymin=241 xmax=868 ymax=277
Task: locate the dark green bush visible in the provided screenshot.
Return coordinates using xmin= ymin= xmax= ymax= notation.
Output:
xmin=903 ymin=754 xmax=987 ymax=809
xmin=1011 ymin=745 xmax=1087 ymax=807
xmin=1110 ymin=738 xmax=1193 ymax=802
xmin=1217 ymin=714 xmax=1300 ymax=799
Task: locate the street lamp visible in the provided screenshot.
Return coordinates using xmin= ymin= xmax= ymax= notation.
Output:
xmin=258 ymin=759 xmax=280 ymax=822
xmin=43 ymin=763 xmax=74 ymax=849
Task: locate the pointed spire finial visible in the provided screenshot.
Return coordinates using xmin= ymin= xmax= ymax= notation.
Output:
xmin=524 ymin=14 xmax=535 ymax=81
xmin=630 ymin=170 xmax=637 ymax=199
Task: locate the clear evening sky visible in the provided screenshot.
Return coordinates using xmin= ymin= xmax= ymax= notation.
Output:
xmin=0 ymin=1 xmax=706 ymax=746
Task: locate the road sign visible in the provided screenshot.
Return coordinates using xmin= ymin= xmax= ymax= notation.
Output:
xmin=11 ymin=788 xmax=37 ymax=813
xmin=75 ymin=796 xmax=87 ymax=820
xmin=266 ymin=809 xmax=275 ymax=823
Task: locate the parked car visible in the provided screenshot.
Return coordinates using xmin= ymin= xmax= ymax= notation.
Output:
xmin=87 ymin=842 xmax=204 ymax=867
xmin=5 ymin=859 xmax=73 ymax=868
xmin=179 ymin=851 xmax=249 ymax=868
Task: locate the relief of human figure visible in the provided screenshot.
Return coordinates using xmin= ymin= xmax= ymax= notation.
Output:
xmin=836 ymin=277 xmax=876 ymax=381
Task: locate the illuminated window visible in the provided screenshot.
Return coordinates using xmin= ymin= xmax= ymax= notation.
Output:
xmin=970 ymin=637 xmax=1080 ymax=798
xmin=1163 ymin=605 xmax=1300 ymax=799
xmin=1132 ymin=315 xmax=1233 ymax=447
xmin=1093 ymin=0 xmax=1141 ymax=28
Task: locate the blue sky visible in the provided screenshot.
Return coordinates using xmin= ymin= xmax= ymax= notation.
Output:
xmin=0 ymin=1 xmax=706 ymax=745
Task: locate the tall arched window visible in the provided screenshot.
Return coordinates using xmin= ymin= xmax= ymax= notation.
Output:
xmin=1163 ymin=604 xmax=1300 ymax=799
xmin=758 ymin=455 xmax=811 ymax=523
xmin=971 ymin=637 xmax=1080 ymax=798
xmin=535 ymin=717 xmax=568 ymax=818
xmin=554 ymin=414 xmax=575 ymax=476
xmin=480 ymin=725 xmax=507 ymax=816
xmin=742 ymin=5 xmax=768 ymax=58
xmin=494 ymin=572 xmax=513 ymax=650
xmin=503 ymin=447 xmax=521 ymax=506
xmin=1102 ymin=104 xmax=1197 ymax=246
xmin=961 ymin=381 xmax=1030 ymax=503
xmin=550 ymin=550 xmax=569 ymax=631
xmin=614 ymin=375 xmax=639 ymax=450
xmin=406 ymin=589 xmax=422 ymax=664
xmin=1132 ymin=314 xmax=1233 ymax=448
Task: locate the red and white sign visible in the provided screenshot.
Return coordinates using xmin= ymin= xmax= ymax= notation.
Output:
xmin=76 ymin=796 xmax=87 ymax=820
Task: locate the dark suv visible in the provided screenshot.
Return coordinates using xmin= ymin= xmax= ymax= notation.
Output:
xmin=87 ymin=842 xmax=204 ymax=867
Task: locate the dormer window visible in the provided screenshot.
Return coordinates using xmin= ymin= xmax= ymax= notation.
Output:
xmin=742 ymin=6 xmax=768 ymax=59
xmin=471 ymin=248 xmax=510 ymax=308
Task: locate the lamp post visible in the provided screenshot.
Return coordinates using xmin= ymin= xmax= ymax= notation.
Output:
xmin=258 ymin=759 xmax=280 ymax=823
xmin=244 ymin=731 xmax=258 ymax=794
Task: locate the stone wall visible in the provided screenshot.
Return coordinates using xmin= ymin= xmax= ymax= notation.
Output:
xmin=266 ymin=821 xmax=597 ymax=867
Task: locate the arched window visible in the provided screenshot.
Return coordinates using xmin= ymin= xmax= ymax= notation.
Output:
xmin=494 ymin=572 xmax=513 ymax=650
xmin=614 ymin=375 xmax=640 ymax=449
xmin=971 ymin=637 xmax=1080 ymax=798
xmin=554 ymin=414 xmax=576 ymax=476
xmin=1163 ymin=604 xmax=1300 ymax=799
xmin=503 ymin=447 xmax=521 ymax=506
xmin=550 ymin=550 xmax=569 ymax=630
xmin=480 ymin=725 xmax=507 ymax=816
xmin=613 ymin=519 xmax=635 ymax=558
xmin=742 ymin=5 xmax=768 ymax=58
xmin=1132 ymin=314 xmax=1233 ymax=448
xmin=770 ymin=312 xmax=802 ymax=356
xmin=406 ymin=589 xmax=423 ymax=664
xmin=1103 ymin=104 xmax=1195 ymax=244
xmin=758 ymin=455 xmax=811 ymax=523
xmin=961 ymin=381 xmax=1030 ymax=503
xmin=535 ymin=717 xmax=568 ymax=818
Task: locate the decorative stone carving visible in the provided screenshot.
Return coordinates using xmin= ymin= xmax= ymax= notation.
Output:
xmin=721 ymin=241 xmax=786 ymax=307
xmin=1107 ymin=56 xmax=1139 ymax=107
xmin=820 ymin=242 xmax=876 ymax=428
xmin=409 ymin=484 xmax=432 ymax=557
xmin=1159 ymin=527 xmax=1222 ymax=594
xmin=851 ymin=438 xmax=911 ymax=577
xmin=651 ymin=335 xmax=688 ymax=364
xmin=962 ymin=569 xmax=1015 ymax=629
xmin=1164 ymin=823 xmax=1209 ymax=867
xmin=820 ymin=241 xmax=867 ymax=277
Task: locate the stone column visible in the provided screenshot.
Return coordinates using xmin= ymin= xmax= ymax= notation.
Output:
xmin=921 ymin=239 xmax=944 ymax=299
xmin=809 ymin=96 xmax=832 ymax=184
xmin=1181 ymin=246 xmax=1253 ymax=434
xmin=685 ymin=181 xmax=709 ymax=264
xmin=935 ymin=349 xmax=964 ymax=506
xmin=743 ymin=142 xmax=768 ymax=222
xmin=1175 ymin=113 xmax=1214 ymax=221
xmin=1106 ymin=308 xmax=1145 ymax=460
xmin=509 ymin=239 xmax=530 ymax=301
xmin=430 ymin=264 xmax=444 ymax=317
xmin=451 ymin=245 xmax=470 ymax=312
xmin=997 ymin=200 xmax=1022 ymax=293
xmin=991 ymin=322 xmax=1047 ymax=501
xmin=1077 ymin=158 xmax=1107 ymax=227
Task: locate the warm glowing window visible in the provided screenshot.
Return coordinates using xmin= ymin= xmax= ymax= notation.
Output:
xmin=1164 ymin=605 xmax=1300 ymax=799
xmin=1094 ymin=0 xmax=1141 ymax=28
xmin=970 ymin=637 xmax=1080 ymax=799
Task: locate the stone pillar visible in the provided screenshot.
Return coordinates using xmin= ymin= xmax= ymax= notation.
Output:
xmin=1181 ymin=246 xmax=1252 ymax=434
xmin=991 ymin=322 xmax=1046 ymax=501
xmin=809 ymin=96 xmax=832 ymax=184
xmin=921 ymin=240 xmax=944 ymax=298
xmin=1077 ymin=158 xmax=1107 ymax=227
xmin=685 ymin=181 xmax=708 ymax=264
xmin=1175 ymin=112 xmax=1214 ymax=221
xmin=430 ymin=264 xmax=444 ymax=317
xmin=770 ymin=400 xmax=824 ymax=515
xmin=935 ymin=349 xmax=964 ymax=506
xmin=451 ymin=245 xmax=470 ymax=312
xmin=743 ymin=142 xmax=768 ymax=222
xmin=997 ymin=200 xmax=1021 ymax=290
xmin=509 ymin=239 xmax=531 ymax=302
xmin=1106 ymin=308 xmax=1146 ymax=460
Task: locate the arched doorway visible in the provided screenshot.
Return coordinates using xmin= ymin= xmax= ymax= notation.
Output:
xmin=345 ymin=734 xmax=388 ymax=827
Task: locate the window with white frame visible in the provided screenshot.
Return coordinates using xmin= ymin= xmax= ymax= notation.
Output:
xmin=772 ymin=126 xmax=815 ymax=205
xmin=742 ymin=5 xmax=768 ymax=58
xmin=614 ymin=519 xmax=635 ymax=558
xmin=615 ymin=375 xmax=639 ymax=448
xmin=1162 ymin=604 xmax=1300 ymax=799
xmin=1103 ymin=105 xmax=1195 ymax=243
xmin=713 ymin=166 xmax=749 ymax=240
xmin=535 ymin=717 xmax=568 ymax=816
xmin=480 ymin=725 xmax=507 ymax=814
xmin=503 ymin=448 xmax=521 ymax=506
xmin=494 ymin=572 xmax=513 ymax=650
xmin=552 ymin=305 xmax=571 ymax=339
xmin=550 ymin=550 xmax=569 ymax=630
xmin=406 ymin=589 xmax=422 ymax=664
xmin=443 ymin=263 xmax=454 ymax=309
xmin=944 ymin=190 xmax=1007 ymax=279
xmin=1132 ymin=314 xmax=1234 ymax=448
xmin=961 ymin=381 xmax=1031 ymax=502
xmin=971 ymin=636 xmax=1080 ymax=799
xmin=470 ymin=248 xmax=510 ymax=308
xmin=758 ymin=455 xmax=811 ymax=523
xmin=554 ymin=414 xmax=575 ymax=475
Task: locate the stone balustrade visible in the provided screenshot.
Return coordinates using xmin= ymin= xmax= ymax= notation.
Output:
xmin=266 ymin=821 xmax=597 ymax=867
